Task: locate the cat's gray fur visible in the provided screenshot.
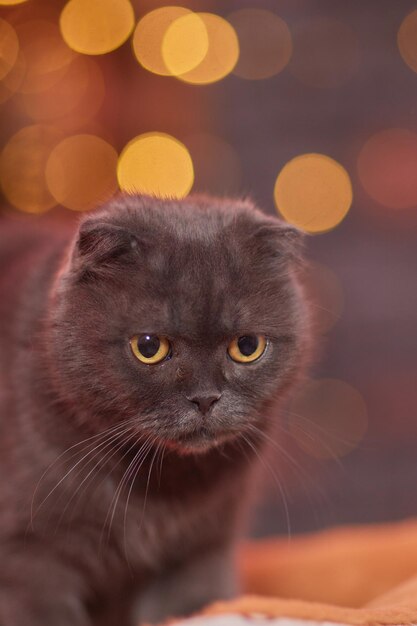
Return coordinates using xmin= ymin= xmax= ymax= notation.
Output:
xmin=0 ymin=194 xmax=309 ymax=625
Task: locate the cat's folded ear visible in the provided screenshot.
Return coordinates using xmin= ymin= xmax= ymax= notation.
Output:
xmin=70 ymin=220 xmax=140 ymax=280
xmin=252 ymin=216 xmax=306 ymax=266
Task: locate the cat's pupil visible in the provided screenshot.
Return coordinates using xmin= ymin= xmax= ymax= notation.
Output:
xmin=238 ymin=335 xmax=258 ymax=356
xmin=138 ymin=335 xmax=160 ymax=358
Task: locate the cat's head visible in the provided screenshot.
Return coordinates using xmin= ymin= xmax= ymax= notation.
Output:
xmin=48 ymin=194 xmax=309 ymax=454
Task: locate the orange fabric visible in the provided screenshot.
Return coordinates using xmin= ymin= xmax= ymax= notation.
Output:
xmin=239 ymin=519 xmax=417 ymax=608
xmin=199 ymin=519 xmax=417 ymax=624
xmin=206 ymin=596 xmax=417 ymax=625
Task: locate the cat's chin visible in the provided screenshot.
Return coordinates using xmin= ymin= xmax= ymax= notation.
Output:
xmin=164 ymin=429 xmax=234 ymax=456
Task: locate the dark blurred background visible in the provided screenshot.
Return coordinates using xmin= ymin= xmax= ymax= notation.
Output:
xmin=1 ymin=0 xmax=417 ymax=538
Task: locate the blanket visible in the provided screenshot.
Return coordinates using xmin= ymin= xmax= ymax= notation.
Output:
xmin=173 ymin=518 xmax=417 ymax=625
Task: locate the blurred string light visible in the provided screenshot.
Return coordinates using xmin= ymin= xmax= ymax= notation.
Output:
xmin=398 ymin=10 xmax=417 ymax=73
xmin=300 ymin=261 xmax=344 ymax=334
xmin=60 ymin=0 xmax=135 ymax=55
xmin=289 ymin=378 xmax=368 ymax=460
xmin=274 ymin=153 xmax=353 ymax=233
xmin=161 ymin=12 xmax=209 ymax=76
xmin=133 ymin=8 xmax=238 ymax=84
xmin=0 ymin=124 xmax=62 ymax=213
xmin=15 ymin=20 xmax=74 ymax=94
xmin=358 ymin=128 xmax=417 ymax=209
xmin=0 ymin=52 xmax=25 ymax=105
xmin=290 ymin=18 xmax=360 ymax=88
xmin=18 ymin=57 xmax=105 ymax=130
xmin=117 ymin=132 xmax=194 ymax=198
xmin=185 ymin=132 xmax=242 ymax=195
xmin=0 ymin=19 xmax=19 ymax=81
xmin=132 ymin=6 xmax=193 ymax=76
xmin=228 ymin=9 xmax=292 ymax=80
xmin=57 ymin=58 xmax=105 ymax=131
xmin=172 ymin=13 xmax=239 ymax=85
xmin=46 ymin=135 xmax=118 ymax=211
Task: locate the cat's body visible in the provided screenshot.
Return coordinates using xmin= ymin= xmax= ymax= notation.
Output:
xmin=0 ymin=195 xmax=308 ymax=625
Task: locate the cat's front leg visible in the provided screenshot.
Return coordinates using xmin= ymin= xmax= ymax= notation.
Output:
xmin=0 ymin=546 xmax=91 ymax=626
xmin=134 ymin=546 xmax=239 ymax=624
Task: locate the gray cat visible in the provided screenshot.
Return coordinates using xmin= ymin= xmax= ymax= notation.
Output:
xmin=0 ymin=194 xmax=309 ymax=625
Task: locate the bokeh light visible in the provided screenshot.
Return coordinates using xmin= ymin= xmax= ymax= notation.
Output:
xmin=0 ymin=19 xmax=19 ymax=81
xmin=59 ymin=57 xmax=105 ymax=131
xmin=117 ymin=132 xmax=194 ymax=198
xmin=60 ymin=0 xmax=135 ymax=56
xmin=46 ymin=134 xmax=118 ymax=211
xmin=161 ymin=12 xmax=209 ymax=77
xmin=19 ymin=57 xmax=104 ymax=129
xmin=274 ymin=153 xmax=353 ymax=233
xmin=357 ymin=129 xmax=417 ymax=209
xmin=289 ymin=378 xmax=368 ymax=459
xmin=0 ymin=53 xmax=25 ymax=104
xmin=300 ymin=261 xmax=344 ymax=334
xmin=0 ymin=0 xmax=28 ymax=4
xmin=176 ymin=13 xmax=239 ymax=85
xmin=15 ymin=20 xmax=74 ymax=94
xmin=398 ymin=10 xmax=417 ymax=74
xmin=0 ymin=124 xmax=61 ymax=213
xmin=132 ymin=6 xmax=192 ymax=76
xmin=290 ymin=18 xmax=360 ymax=88
xmin=228 ymin=9 xmax=292 ymax=80
xmin=185 ymin=132 xmax=241 ymax=195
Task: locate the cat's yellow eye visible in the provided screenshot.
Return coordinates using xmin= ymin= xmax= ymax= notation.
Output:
xmin=228 ymin=334 xmax=267 ymax=363
xmin=130 ymin=334 xmax=171 ymax=364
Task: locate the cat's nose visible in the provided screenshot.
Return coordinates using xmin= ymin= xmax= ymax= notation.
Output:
xmin=187 ymin=393 xmax=221 ymax=415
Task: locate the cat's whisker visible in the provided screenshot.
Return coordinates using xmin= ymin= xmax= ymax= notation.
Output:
xmin=234 ymin=437 xmax=253 ymax=465
xmin=243 ymin=422 xmax=331 ymax=520
xmin=244 ymin=422 xmax=326 ymax=494
xmin=139 ymin=441 xmax=160 ymax=529
xmin=102 ymin=435 xmax=155 ymax=548
xmin=123 ymin=438 xmax=159 ymax=538
xmin=30 ymin=421 xmax=137 ymax=526
xmin=54 ymin=425 xmax=137 ymax=533
xmin=97 ymin=436 xmax=146 ymax=557
xmin=280 ymin=408 xmax=347 ymax=469
xmin=157 ymin=441 xmax=166 ymax=487
xmin=103 ymin=439 xmax=148 ymax=542
xmin=29 ymin=419 xmax=138 ymax=530
xmin=239 ymin=432 xmax=292 ymax=543
xmin=123 ymin=439 xmax=161 ymax=569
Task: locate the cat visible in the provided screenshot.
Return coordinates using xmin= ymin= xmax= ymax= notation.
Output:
xmin=0 ymin=193 xmax=309 ymax=626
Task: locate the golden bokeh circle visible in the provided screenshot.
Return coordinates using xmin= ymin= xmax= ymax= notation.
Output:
xmin=228 ymin=9 xmax=292 ymax=80
xmin=60 ymin=0 xmax=135 ymax=55
xmin=0 ymin=19 xmax=19 ymax=81
xmin=178 ymin=13 xmax=239 ymax=84
xmin=398 ymin=10 xmax=417 ymax=73
xmin=132 ymin=6 xmax=192 ymax=76
xmin=0 ymin=53 xmax=26 ymax=105
xmin=59 ymin=58 xmax=105 ymax=131
xmin=289 ymin=378 xmax=368 ymax=459
xmin=357 ymin=128 xmax=417 ymax=209
xmin=117 ymin=132 xmax=194 ymax=198
xmin=19 ymin=55 xmax=90 ymax=122
xmin=161 ymin=12 xmax=209 ymax=76
xmin=18 ymin=56 xmax=105 ymax=132
xmin=46 ymin=135 xmax=118 ymax=211
xmin=274 ymin=153 xmax=353 ymax=233
xmin=0 ymin=124 xmax=62 ymax=213
xmin=15 ymin=20 xmax=75 ymax=94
